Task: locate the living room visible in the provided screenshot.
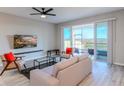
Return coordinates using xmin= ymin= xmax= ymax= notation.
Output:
xmin=1 ymin=6 xmax=124 ymax=87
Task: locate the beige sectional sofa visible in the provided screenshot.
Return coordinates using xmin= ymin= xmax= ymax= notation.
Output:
xmin=30 ymin=54 xmax=92 ymax=86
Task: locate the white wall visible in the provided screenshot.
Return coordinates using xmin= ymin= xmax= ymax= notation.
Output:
xmin=0 ymin=13 xmax=57 ymax=60
xmin=57 ymin=9 xmax=124 ymax=66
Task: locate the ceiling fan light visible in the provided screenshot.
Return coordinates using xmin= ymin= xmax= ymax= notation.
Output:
xmin=40 ymin=14 xmax=46 ymax=18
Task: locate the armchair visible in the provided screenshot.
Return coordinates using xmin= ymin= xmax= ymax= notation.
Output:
xmin=0 ymin=52 xmax=27 ymax=76
xmin=60 ymin=48 xmax=73 ymax=61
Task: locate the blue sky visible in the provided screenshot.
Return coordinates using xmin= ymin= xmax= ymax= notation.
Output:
xmin=97 ymin=23 xmax=107 ymax=39
xmin=64 ymin=23 xmax=107 ymax=39
xmin=64 ymin=28 xmax=71 ymax=39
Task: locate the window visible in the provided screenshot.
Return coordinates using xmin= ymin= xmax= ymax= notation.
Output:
xmin=63 ymin=27 xmax=71 ymax=50
xmin=72 ymin=24 xmax=94 ymax=52
xmin=96 ymin=22 xmax=108 ymax=61
xmin=96 ymin=22 xmax=108 ymax=51
xmin=72 ymin=27 xmax=82 ymax=50
xmin=82 ymin=24 xmax=94 ymax=49
xmin=63 ymin=21 xmax=109 ymax=62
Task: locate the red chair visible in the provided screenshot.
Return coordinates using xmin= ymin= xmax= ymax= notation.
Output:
xmin=0 ymin=52 xmax=21 ymax=76
xmin=60 ymin=47 xmax=73 ymax=61
xmin=66 ymin=48 xmax=73 ymax=55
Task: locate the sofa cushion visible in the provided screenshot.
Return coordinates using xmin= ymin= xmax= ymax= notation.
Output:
xmin=57 ymin=58 xmax=91 ymax=85
xmin=78 ymin=53 xmax=89 ymax=61
xmin=52 ymin=56 xmax=78 ymax=77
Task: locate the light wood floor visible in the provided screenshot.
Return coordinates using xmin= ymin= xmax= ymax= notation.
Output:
xmin=0 ymin=61 xmax=124 ymax=86
xmin=80 ymin=62 xmax=124 ymax=86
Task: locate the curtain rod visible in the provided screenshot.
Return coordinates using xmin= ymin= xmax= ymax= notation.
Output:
xmin=94 ymin=17 xmax=116 ymax=23
xmin=60 ymin=17 xmax=117 ymax=28
xmin=72 ymin=17 xmax=117 ymax=28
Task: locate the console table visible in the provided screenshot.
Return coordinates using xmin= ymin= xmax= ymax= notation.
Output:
xmin=14 ymin=50 xmax=43 ymax=55
xmin=47 ymin=49 xmax=61 ymax=62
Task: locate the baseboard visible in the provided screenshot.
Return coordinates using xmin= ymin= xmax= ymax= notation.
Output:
xmin=113 ymin=62 xmax=124 ymax=66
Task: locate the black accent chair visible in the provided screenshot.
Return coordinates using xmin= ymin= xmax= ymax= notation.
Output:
xmin=88 ymin=49 xmax=94 ymax=56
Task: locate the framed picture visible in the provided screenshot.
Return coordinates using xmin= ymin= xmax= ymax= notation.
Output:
xmin=14 ymin=35 xmax=37 ymax=49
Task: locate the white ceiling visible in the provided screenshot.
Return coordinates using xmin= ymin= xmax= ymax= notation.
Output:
xmin=0 ymin=7 xmax=123 ymax=24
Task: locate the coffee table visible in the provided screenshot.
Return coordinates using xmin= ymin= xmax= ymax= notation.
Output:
xmin=33 ymin=56 xmax=58 ymax=69
xmin=33 ymin=56 xmax=49 ymax=69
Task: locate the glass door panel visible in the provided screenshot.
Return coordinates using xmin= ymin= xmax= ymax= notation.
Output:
xmin=72 ymin=24 xmax=94 ymax=53
xmin=96 ymin=22 xmax=108 ymax=61
xmin=72 ymin=28 xmax=82 ymax=52
xmin=82 ymin=24 xmax=94 ymax=53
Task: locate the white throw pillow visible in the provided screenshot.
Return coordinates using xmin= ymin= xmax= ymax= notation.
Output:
xmin=52 ymin=56 xmax=78 ymax=77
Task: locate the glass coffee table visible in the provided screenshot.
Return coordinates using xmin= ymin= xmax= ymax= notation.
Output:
xmin=33 ymin=56 xmax=48 ymax=69
xmin=33 ymin=56 xmax=58 ymax=69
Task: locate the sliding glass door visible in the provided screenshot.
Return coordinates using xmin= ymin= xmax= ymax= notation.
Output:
xmin=63 ymin=22 xmax=109 ymax=62
xmin=72 ymin=24 xmax=94 ymax=53
xmin=72 ymin=26 xmax=82 ymax=52
xmin=82 ymin=24 xmax=94 ymax=53
xmin=95 ymin=22 xmax=108 ymax=61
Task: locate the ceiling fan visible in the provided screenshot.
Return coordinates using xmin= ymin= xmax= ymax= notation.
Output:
xmin=30 ymin=7 xmax=56 ymax=18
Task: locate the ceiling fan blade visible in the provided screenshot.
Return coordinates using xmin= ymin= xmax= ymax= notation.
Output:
xmin=45 ymin=8 xmax=53 ymax=13
xmin=32 ymin=7 xmax=42 ymax=13
xmin=41 ymin=8 xmax=45 ymax=12
xmin=30 ymin=13 xmax=41 ymax=15
xmin=46 ymin=14 xmax=56 ymax=16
